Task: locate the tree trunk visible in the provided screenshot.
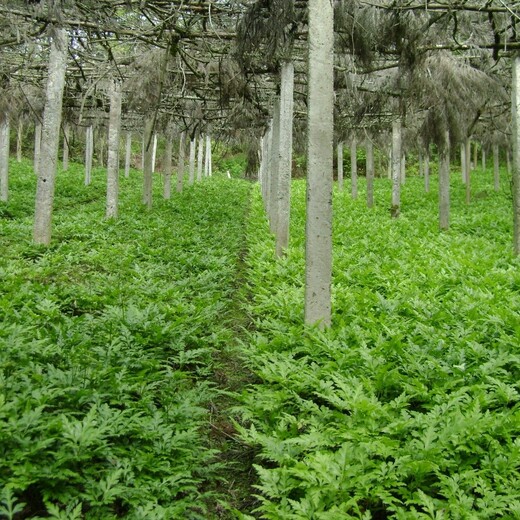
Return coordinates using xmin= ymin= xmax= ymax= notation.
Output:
xmin=85 ymin=125 xmax=93 ymax=185
xmin=482 ymin=145 xmax=486 ymax=170
xmin=261 ymin=123 xmax=272 ymax=210
xmin=460 ymin=143 xmax=466 ymax=183
xmin=337 ymin=142 xmax=344 ymax=192
xmin=439 ymin=130 xmax=450 ymax=231
xmin=177 ymin=131 xmax=185 ymax=192
xmin=204 ymin=134 xmax=211 ymax=177
xmin=465 ymin=138 xmax=471 ymax=204
xmin=400 ymin=153 xmax=406 ymax=185
xmin=268 ymin=98 xmax=281 ymax=231
xmin=366 ymin=138 xmax=374 ymax=208
xmin=124 ymin=132 xmax=132 ymax=178
xmin=304 ymin=0 xmax=333 ymax=328
xmin=350 ymin=136 xmax=358 ymax=199
xmin=197 ymin=135 xmax=204 ymax=181
xmin=424 ymin=146 xmax=430 ymax=193
xmin=0 ymin=115 xmax=9 ymax=202
xmin=473 ymin=141 xmax=477 ymax=170
xmin=151 ymin=133 xmax=157 ymax=173
xmin=16 ymin=118 xmax=23 ymax=162
xmin=34 ymin=121 xmax=42 ymax=175
xmin=512 ymin=53 xmax=520 ymax=254
xmin=188 ymin=136 xmax=196 ymax=185
xmin=141 ymin=133 xmax=145 ymax=171
xmin=142 ymin=117 xmax=154 ymax=209
xmin=62 ymin=122 xmax=70 ymax=171
xmin=493 ymin=143 xmax=500 ymax=191
xmin=33 ymin=27 xmax=68 ymax=245
xmin=275 ymin=59 xmax=294 ymax=257
xmin=391 ymin=118 xmax=402 ymax=218
xmin=163 ymin=128 xmax=173 ymax=199
xmin=105 ymin=80 xmax=122 ymax=219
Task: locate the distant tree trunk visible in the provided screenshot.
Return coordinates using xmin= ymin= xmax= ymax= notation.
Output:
xmin=493 ymin=143 xmax=500 ymax=191
xmin=0 ymin=115 xmax=9 ymax=202
xmin=350 ymin=136 xmax=358 ymax=199
xmin=188 ymin=136 xmax=196 ymax=185
xmin=400 ymin=153 xmax=406 ymax=184
xmin=142 ymin=117 xmax=154 ymax=209
xmin=151 ymin=133 xmax=157 ymax=173
xmin=33 ymin=27 xmax=68 ymax=245
xmin=424 ymin=146 xmax=430 ymax=193
xmin=481 ymin=144 xmax=486 ymax=170
xmin=34 ymin=121 xmax=42 ymax=175
xmin=85 ymin=125 xmax=93 ymax=185
xmin=304 ymin=0 xmax=333 ymax=328
xmin=124 ymin=132 xmax=132 ymax=178
xmin=465 ymin=137 xmax=472 ymax=204
xmin=439 ymin=130 xmax=450 ymax=230
xmin=105 ymin=80 xmax=122 ymax=219
xmin=204 ymin=134 xmax=211 ymax=177
xmin=97 ymin=129 xmax=105 ymax=168
xmin=337 ymin=142 xmax=344 ymax=192
xmin=177 ymin=131 xmax=185 ymax=192
xmin=512 ymin=53 xmax=520 ymax=255
xmin=62 ymin=122 xmax=70 ymax=171
xmin=460 ymin=143 xmax=466 ymax=183
xmin=208 ymin=137 xmax=212 ymax=177
xmin=269 ymin=98 xmax=281 ymax=232
xmin=141 ymin=133 xmax=145 ymax=171
xmin=391 ymin=118 xmax=402 ymax=218
xmin=507 ymin=147 xmax=512 ymax=174
xmin=16 ymin=118 xmax=23 ymax=162
xmin=163 ymin=127 xmax=173 ymax=199
xmin=245 ymin=142 xmax=260 ymax=180
xmin=197 ymin=135 xmax=204 ymax=181
xmin=275 ymin=59 xmax=294 ymax=257
xmin=366 ymin=138 xmax=374 ymax=208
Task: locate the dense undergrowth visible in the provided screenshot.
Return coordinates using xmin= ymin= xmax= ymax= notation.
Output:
xmin=238 ymin=169 xmax=520 ymax=518
xmin=0 ymin=160 xmax=251 ymax=519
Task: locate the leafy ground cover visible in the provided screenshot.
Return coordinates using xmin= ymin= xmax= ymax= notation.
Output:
xmin=237 ymin=169 xmax=520 ymax=519
xmin=0 ymin=160 xmax=251 ymax=519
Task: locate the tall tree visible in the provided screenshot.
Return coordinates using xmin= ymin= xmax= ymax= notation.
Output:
xmin=33 ymin=27 xmax=68 ymax=245
xmin=304 ymin=0 xmax=333 ymax=327
xmin=106 ymin=80 xmax=122 ymax=219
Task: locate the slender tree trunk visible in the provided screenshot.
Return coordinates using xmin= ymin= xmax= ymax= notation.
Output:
xmin=511 ymin=53 xmax=520 ymax=254
xmin=269 ymin=98 xmax=281 ymax=231
xmin=507 ymin=147 xmax=512 ymax=174
xmin=439 ymin=130 xmax=450 ymax=231
xmin=62 ymin=122 xmax=70 ymax=171
xmin=424 ymin=146 xmax=430 ymax=193
xmin=391 ymin=118 xmax=402 ymax=218
xmin=204 ymin=134 xmax=211 ymax=177
xmin=177 ymin=131 xmax=185 ymax=192
xmin=466 ymin=138 xmax=472 ymax=204
xmin=16 ymin=118 xmax=23 ymax=162
xmin=141 ymin=133 xmax=145 ymax=171
xmin=387 ymin=151 xmax=391 ymax=179
xmin=400 ymin=153 xmax=406 ymax=184
xmin=482 ymin=145 xmax=486 ymax=170
xmin=262 ymin=123 xmax=272 ymax=210
xmin=85 ymin=125 xmax=93 ymax=185
xmin=208 ymin=137 xmax=212 ymax=177
xmin=350 ymin=136 xmax=358 ymax=199
xmin=493 ymin=143 xmax=500 ymax=191
xmin=105 ymin=80 xmax=122 ymax=219
xmin=366 ymin=138 xmax=374 ymax=208
xmin=337 ymin=142 xmax=344 ymax=192
xmin=142 ymin=117 xmax=154 ymax=209
xmin=473 ymin=141 xmax=477 ymax=170
xmin=151 ymin=133 xmax=157 ymax=173
xmin=197 ymin=134 xmax=204 ymax=181
xmin=0 ymin=115 xmax=9 ymax=202
xmin=163 ymin=128 xmax=173 ymax=199
xmin=33 ymin=27 xmax=68 ymax=245
xmin=275 ymin=60 xmax=294 ymax=257
xmin=98 ymin=129 xmax=105 ymax=168
xmin=188 ymin=136 xmax=196 ymax=185
xmin=304 ymin=0 xmax=333 ymax=327
xmin=34 ymin=121 xmax=42 ymax=175
xmin=460 ymin=143 xmax=466 ymax=183
xmin=124 ymin=132 xmax=132 ymax=178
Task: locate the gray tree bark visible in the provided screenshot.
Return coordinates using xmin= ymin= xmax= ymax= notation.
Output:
xmin=177 ymin=131 xmax=185 ymax=192
xmin=197 ymin=134 xmax=204 ymax=181
xmin=275 ymin=60 xmax=294 ymax=257
xmin=304 ymin=0 xmax=333 ymax=328
xmin=142 ymin=117 xmax=154 ymax=209
xmin=62 ymin=122 xmax=69 ymax=171
xmin=33 ymin=27 xmax=68 ymax=245
xmin=85 ymin=125 xmax=93 ymax=185
xmin=188 ymin=136 xmax=196 ymax=185
xmin=204 ymin=134 xmax=211 ymax=177
xmin=124 ymin=132 xmax=132 ymax=178
xmin=151 ymin=133 xmax=157 ymax=173
xmin=337 ymin=142 xmax=344 ymax=192
xmin=16 ymin=118 xmax=23 ymax=162
xmin=34 ymin=121 xmax=42 ymax=175
xmin=350 ymin=136 xmax=358 ymax=199
xmin=439 ymin=131 xmax=450 ymax=230
xmin=0 ymin=115 xmax=9 ymax=202
xmin=366 ymin=138 xmax=374 ymax=208
xmin=460 ymin=143 xmax=466 ymax=183
xmin=465 ymin=138 xmax=472 ymax=204
xmin=512 ymin=54 xmax=520 ymax=254
xmin=400 ymin=153 xmax=406 ymax=185
xmin=269 ymin=98 xmax=281 ymax=232
xmin=391 ymin=119 xmax=402 ymax=218
xmin=493 ymin=142 xmax=500 ymax=191
xmin=105 ymin=80 xmax=122 ymax=219
xmin=163 ymin=127 xmax=173 ymax=199
xmin=482 ymin=145 xmax=486 ymax=170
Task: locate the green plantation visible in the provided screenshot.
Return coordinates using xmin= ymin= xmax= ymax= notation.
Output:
xmin=1 ymin=159 xmax=519 ymax=518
